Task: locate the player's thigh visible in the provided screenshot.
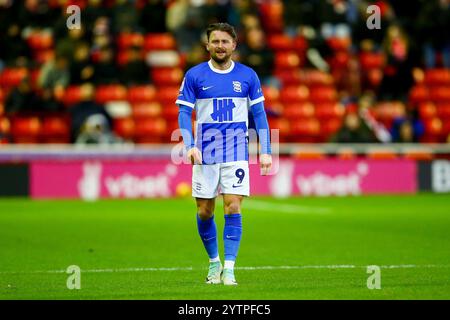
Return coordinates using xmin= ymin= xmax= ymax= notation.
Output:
xmin=219 ymin=160 xmax=250 ymax=197
xmin=192 ymin=164 xmax=220 ymax=199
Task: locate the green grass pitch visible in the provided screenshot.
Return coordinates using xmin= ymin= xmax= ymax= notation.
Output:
xmin=0 ymin=194 xmax=449 ymax=300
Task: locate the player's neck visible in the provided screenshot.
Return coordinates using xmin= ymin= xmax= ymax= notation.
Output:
xmin=209 ymin=58 xmax=232 ymax=70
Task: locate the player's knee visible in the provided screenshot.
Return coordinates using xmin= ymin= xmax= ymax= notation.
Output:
xmin=197 ymin=204 xmax=214 ymax=220
xmin=224 ymin=201 xmax=241 ymax=214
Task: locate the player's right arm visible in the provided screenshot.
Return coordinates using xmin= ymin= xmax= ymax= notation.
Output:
xmin=176 ymin=71 xmax=202 ymax=165
xmin=178 ymin=105 xmax=202 ymax=164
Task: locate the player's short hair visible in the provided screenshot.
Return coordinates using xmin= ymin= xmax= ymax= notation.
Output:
xmin=206 ymin=23 xmax=237 ymax=42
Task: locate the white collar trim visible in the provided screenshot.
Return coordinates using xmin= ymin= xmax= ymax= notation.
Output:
xmin=208 ymin=60 xmax=235 ymax=74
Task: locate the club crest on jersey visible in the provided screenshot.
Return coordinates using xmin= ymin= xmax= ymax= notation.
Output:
xmin=232 ymin=81 xmax=242 ymax=93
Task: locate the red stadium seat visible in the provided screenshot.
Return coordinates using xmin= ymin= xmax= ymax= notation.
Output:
xmin=0 ymin=117 xmax=10 ymax=135
xmin=27 ymin=32 xmax=53 ymax=50
xmin=41 ymin=116 xmax=70 ymax=143
xmin=259 ymin=1 xmax=284 ymax=33
xmin=144 ymin=33 xmax=176 ymax=51
xmin=151 ymin=67 xmax=183 ymax=86
xmin=430 ymin=86 xmax=450 ymax=103
xmin=309 ymin=86 xmax=337 ymax=103
xmin=315 ymin=102 xmax=345 ymax=119
xmin=261 ymin=85 xmax=280 ymax=103
xmin=436 ymin=103 xmax=450 ymax=119
xmin=134 ymin=117 xmax=167 ymax=143
xmin=0 ymin=68 xmax=29 ymax=87
xmin=374 ymin=101 xmax=406 ymax=122
xmin=127 ymin=85 xmax=157 ymax=103
xmin=320 ymin=118 xmax=342 ymax=141
xmin=268 ymin=118 xmax=290 ymax=142
xmin=114 ymin=117 xmax=135 ymax=140
xmin=117 ymin=32 xmax=144 ymax=49
xmin=359 ymin=52 xmax=385 ymax=70
xmin=95 ymin=85 xmax=128 ymax=104
xmin=161 ymin=104 xmax=180 ymax=120
xmin=303 ymin=70 xmax=334 ymax=86
xmin=131 ymin=102 xmax=162 ymax=118
xmin=418 ymin=102 xmax=437 ymax=119
xmin=327 ymin=37 xmax=352 ymax=51
xmin=279 ymin=85 xmax=309 ymax=104
xmin=424 ymin=69 xmax=450 ymax=86
xmin=409 ymin=85 xmax=430 ymax=104
xmin=62 ymin=85 xmax=83 ymax=106
xmin=289 ymin=118 xmax=321 ymax=142
xmin=267 ymin=34 xmax=308 ymax=52
xmin=424 ymin=117 xmax=443 ymax=136
xmin=283 ymin=102 xmax=314 ymax=119
xmin=157 ymin=86 xmax=181 ymax=104
xmin=34 ymin=49 xmax=55 ymax=64
xmin=11 ymin=117 xmax=41 ymax=143
xmin=274 ymin=52 xmax=303 ymax=70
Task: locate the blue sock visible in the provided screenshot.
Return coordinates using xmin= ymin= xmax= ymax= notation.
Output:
xmin=196 ymin=214 xmax=219 ymax=260
xmin=223 ymin=213 xmax=242 ymax=262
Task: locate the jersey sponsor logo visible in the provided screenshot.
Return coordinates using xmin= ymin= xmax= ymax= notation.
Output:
xmin=211 ymin=98 xmax=235 ymax=122
xmin=232 ymin=184 xmax=243 ymax=188
xmin=232 ymin=81 xmax=242 ymax=93
xmin=202 ymin=86 xmax=214 ymax=90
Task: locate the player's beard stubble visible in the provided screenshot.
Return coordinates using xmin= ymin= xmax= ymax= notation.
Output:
xmin=210 ymin=49 xmax=232 ymax=66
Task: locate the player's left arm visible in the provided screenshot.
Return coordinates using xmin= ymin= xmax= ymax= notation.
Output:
xmin=251 ymin=102 xmax=272 ymax=175
xmin=248 ymin=70 xmax=272 ymax=175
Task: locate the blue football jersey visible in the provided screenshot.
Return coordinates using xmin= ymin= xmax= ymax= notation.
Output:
xmin=176 ymin=60 xmax=265 ymax=164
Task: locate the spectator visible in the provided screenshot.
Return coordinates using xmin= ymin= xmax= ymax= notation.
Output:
xmin=70 ymin=43 xmax=95 ymax=84
xmin=75 ymin=113 xmax=123 ymax=145
xmin=5 ymin=77 xmax=42 ymax=114
xmin=166 ymin=0 xmax=198 ymax=53
xmin=120 ymin=45 xmax=150 ymax=85
xmin=84 ymin=0 xmax=111 ymax=32
xmin=391 ymin=109 xmax=425 ymax=143
xmin=111 ymin=0 xmax=140 ymax=33
xmin=38 ymin=54 xmax=70 ymax=91
xmin=416 ymin=0 xmax=450 ymax=68
xmin=378 ymin=24 xmax=415 ymax=101
xmin=93 ymin=46 xmax=119 ymax=84
xmin=69 ymin=83 xmax=114 ymax=142
xmin=239 ymin=27 xmax=276 ymax=86
xmin=55 ymin=25 xmax=89 ymax=61
xmin=140 ymin=0 xmax=168 ymax=33
xmin=0 ymin=23 xmax=31 ymax=68
xmin=331 ymin=111 xmax=378 ymax=143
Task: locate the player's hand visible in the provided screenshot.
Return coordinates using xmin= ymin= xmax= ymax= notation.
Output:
xmin=187 ymin=147 xmax=202 ymax=165
xmin=260 ymin=154 xmax=272 ymax=176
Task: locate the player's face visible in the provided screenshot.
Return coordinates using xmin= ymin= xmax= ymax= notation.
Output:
xmin=206 ymin=30 xmax=236 ymax=64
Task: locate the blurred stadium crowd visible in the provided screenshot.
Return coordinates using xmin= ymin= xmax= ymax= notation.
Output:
xmin=0 ymin=0 xmax=449 ymax=145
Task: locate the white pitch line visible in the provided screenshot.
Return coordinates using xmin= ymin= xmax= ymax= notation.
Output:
xmin=243 ymin=199 xmax=332 ymax=214
xmin=1 ymin=264 xmax=449 ymax=275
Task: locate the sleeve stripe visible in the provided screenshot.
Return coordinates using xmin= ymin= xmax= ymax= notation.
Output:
xmin=175 ymin=99 xmax=195 ymax=108
xmin=249 ymin=96 xmax=265 ymax=106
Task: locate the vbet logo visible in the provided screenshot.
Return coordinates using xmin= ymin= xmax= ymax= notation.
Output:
xmin=270 ymin=161 xmax=369 ymax=197
xmin=77 ymin=162 xmax=177 ymax=200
